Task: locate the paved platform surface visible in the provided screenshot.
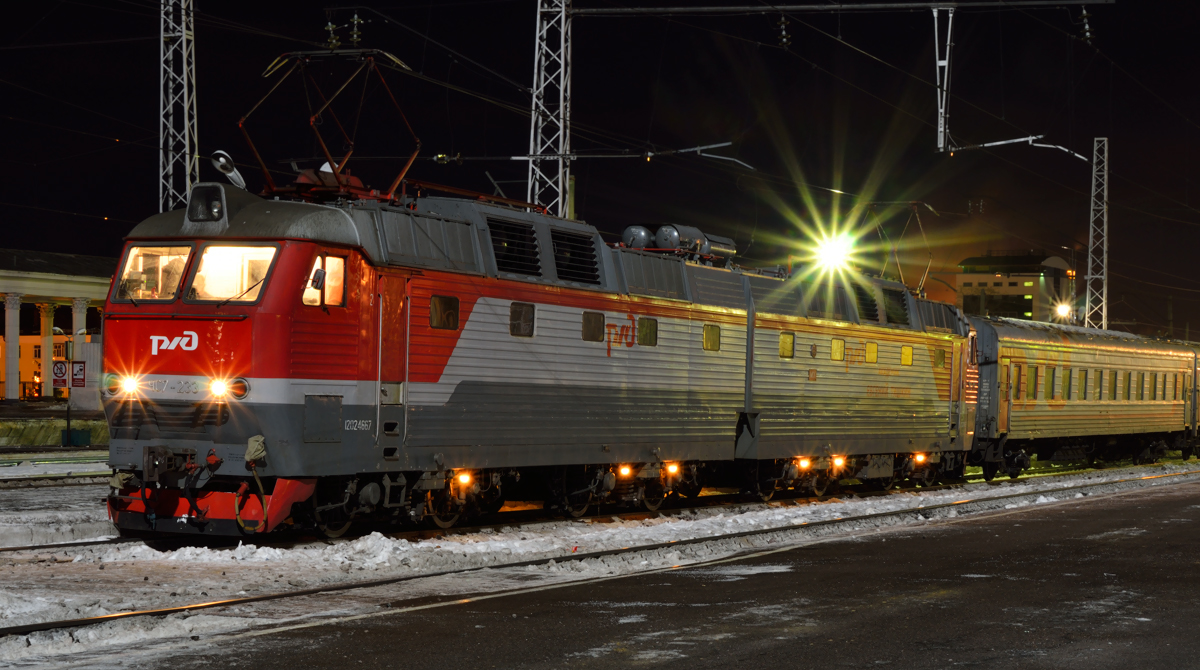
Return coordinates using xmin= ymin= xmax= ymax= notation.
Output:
xmin=165 ymin=481 xmax=1200 ymax=669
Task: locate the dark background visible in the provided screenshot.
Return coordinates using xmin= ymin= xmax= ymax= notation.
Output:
xmin=2 ymin=1 xmax=1196 ymax=335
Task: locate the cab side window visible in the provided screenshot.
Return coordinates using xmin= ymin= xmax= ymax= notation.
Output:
xmin=303 ymin=255 xmax=346 ymax=307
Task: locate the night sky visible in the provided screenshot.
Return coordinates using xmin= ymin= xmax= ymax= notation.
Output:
xmin=3 ymin=1 xmax=1196 ymax=336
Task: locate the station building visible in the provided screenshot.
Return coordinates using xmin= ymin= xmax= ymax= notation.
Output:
xmin=0 ymin=249 xmax=116 ymax=408
xmin=955 ymin=250 xmax=1075 ymax=323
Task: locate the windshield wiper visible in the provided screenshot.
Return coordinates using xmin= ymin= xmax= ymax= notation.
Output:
xmin=217 ymin=278 xmax=266 ymax=307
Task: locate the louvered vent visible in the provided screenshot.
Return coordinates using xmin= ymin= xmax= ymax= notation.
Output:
xmin=487 ymin=219 xmax=542 ymax=276
xmin=550 ymin=229 xmax=600 ymax=284
xmin=882 ymin=288 xmax=910 ymax=325
xmin=852 ymin=284 xmax=879 ymax=322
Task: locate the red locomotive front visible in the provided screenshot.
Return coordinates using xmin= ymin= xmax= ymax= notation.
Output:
xmin=104 ymin=184 xmax=389 ymax=538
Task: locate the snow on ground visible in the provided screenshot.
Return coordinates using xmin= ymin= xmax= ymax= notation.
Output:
xmin=2 ymin=462 xmax=1199 ymax=666
xmin=0 ymin=485 xmax=113 ymax=548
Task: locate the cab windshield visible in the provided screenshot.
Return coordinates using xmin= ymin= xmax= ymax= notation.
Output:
xmin=186 ymin=245 xmax=277 ymax=303
xmin=116 ymin=245 xmax=191 ymax=302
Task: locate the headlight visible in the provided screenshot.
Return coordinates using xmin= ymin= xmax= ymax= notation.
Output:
xmin=210 ymin=378 xmax=250 ymax=399
xmin=210 ymin=379 xmax=229 ymax=397
xmin=120 ymin=377 xmax=139 ymax=394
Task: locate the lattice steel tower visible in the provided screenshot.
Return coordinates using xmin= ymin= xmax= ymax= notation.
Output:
xmin=526 ymin=0 xmax=571 ymax=217
xmin=159 ymin=0 xmax=199 ymax=213
xmin=1084 ymin=137 xmax=1109 ymax=330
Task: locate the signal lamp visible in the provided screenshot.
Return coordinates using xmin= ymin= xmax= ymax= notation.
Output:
xmin=832 ymin=456 xmax=846 ymax=468
xmin=619 ymin=465 xmax=632 ymax=477
xmin=798 ymin=458 xmax=811 ymax=469
xmin=915 ymin=453 xmax=927 ymax=463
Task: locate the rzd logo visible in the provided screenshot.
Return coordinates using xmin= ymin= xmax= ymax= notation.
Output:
xmin=150 ymin=331 xmax=198 ymax=355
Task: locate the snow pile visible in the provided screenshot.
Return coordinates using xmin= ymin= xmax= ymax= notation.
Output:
xmin=0 ymin=461 xmax=109 ymax=479
xmin=0 ymin=485 xmax=114 ymax=548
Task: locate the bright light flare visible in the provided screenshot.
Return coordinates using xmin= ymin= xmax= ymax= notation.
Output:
xmin=120 ymin=377 xmax=139 ymax=394
xmin=814 ymin=233 xmax=855 ymax=272
xmin=210 ymin=379 xmax=229 ymax=397
xmin=665 ymin=463 xmax=679 ymax=474
xmin=832 ymin=456 xmax=846 ymax=468
xmin=1055 ymin=303 xmax=1071 ymax=318
xmin=914 ymin=453 xmax=927 ymax=463
xmin=457 ymin=472 xmax=472 ymax=485
xmin=798 ymin=458 xmax=811 ymax=469
xmin=619 ymin=465 xmax=632 ymax=477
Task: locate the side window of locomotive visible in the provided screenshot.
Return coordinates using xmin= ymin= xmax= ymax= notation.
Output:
xmin=637 ymin=318 xmax=658 ymax=347
xmin=831 ymin=339 xmax=845 ymax=362
xmin=899 ymin=344 xmax=912 ymax=366
xmin=303 ymin=255 xmax=346 ymax=307
xmin=866 ymin=342 xmax=878 ymax=364
xmin=703 ymin=324 xmax=721 ymax=352
xmin=779 ymin=332 xmax=795 ymax=359
xmin=429 ymin=296 xmax=459 ymax=330
xmin=187 ymin=245 xmax=276 ymax=303
xmin=510 ymin=302 xmax=535 ymax=337
xmin=116 ymin=245 xmax=191 ymax=302
xmin=582 ymin=311 xmax=605 ymax=342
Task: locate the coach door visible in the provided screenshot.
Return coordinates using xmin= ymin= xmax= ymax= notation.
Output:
xmin=998 ymin=357 xmax=1011 ymax=433
xmin=377 ymin=274 xmax=408 ymax=457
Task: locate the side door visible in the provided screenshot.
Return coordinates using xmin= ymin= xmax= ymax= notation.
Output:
xmin=377 ymin=273 xmax=408 ymax=458
xmin=998 ymin=357 xmax=1011 ymax=434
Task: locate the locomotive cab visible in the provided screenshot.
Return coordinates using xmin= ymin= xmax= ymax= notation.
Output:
xmin=104 ymin=183 xmax=394 ymax=537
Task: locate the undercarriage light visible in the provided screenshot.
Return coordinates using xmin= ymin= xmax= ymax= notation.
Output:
xmin=619 ymin=465 xmax=632 ymax=477
xmin=832 ymin=456 xmax=845 ymax=468
xmin=915 ymin=453 xmax=927 ymax=463
xmin=666 ymin=463 xmax=679 ymax=474
xmin=457 ymin=472 xmax=471 ymax=485
xmin=798 ymin=458 xmax=811 ymax=469
xmin=120 ymin=376 xmax=139 ymax=394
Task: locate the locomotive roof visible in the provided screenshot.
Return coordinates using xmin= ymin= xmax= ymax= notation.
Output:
xmin=974 ymin=316 xmax=1194 ymax=354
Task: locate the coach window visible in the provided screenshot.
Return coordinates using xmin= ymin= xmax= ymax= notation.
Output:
xmin=1028 ymin=366 xmax=1039 ymax=402
xmin=779 ymin=332 xmax=795 ymax=359
xmin=637 ymin=318 xmax=658 ymax=346
xmin=832 ymin=339 xmax=846 ymax=362
xmin=1014 ymin=364 xmax=1024 ymax=400
xmin=1137 ymin=372 xmax=1146 ymax=401
xmin=303 ymin=255 xmax=345 ymax=307
xmin=1124 ymin=372 xmax=1132 ymax=400
xmin=900 ymin=345 xmax=913 ymax=366
xmin=582 ymin=312 xmax=605 ymax=342
xmin=1095 ymin=370 xmax=1104 ymax=401
xmin=510 ymin=302 xmax=536 ymax=337
xmin=1047 ymin=367 xmax=1057 ymax=400
xmin=429 ymin=296 xmax=459 ymax=330
xmin=1064 ymin=368 xmax=1073 ymax=400
xmin=1078 ymin=369 xmax=1087 ymax=400
xmin=1108 ymin=370 xmax=1118 ymax=400
xmin=1151 ymin=373 xmax=1158 ymax=400
xmin=866 ymin=342 xmax=878 ymax=364
xmin=935 ymin=349 xmax=945 ymax=368
xmin=703 ymin=324 xmax=721 ymax=351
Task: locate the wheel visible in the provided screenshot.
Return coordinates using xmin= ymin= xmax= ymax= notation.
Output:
xmin=561 ymin=495 xmax=591 ymax=518
xmin=642 ymin=484 xmax=667 ymax=511
xmin=676 ymin=480 xmax=703 ymax=498
xmin=872 ymin=475 xmax=896 ymax=492
xmin=1183 ymin=447 xmax=1195 ymax=461
xmin=981 ymin=461 xmax=1000 ymax=482
xmin=428 ymin=512 xmax=459 ymax=529
xmin=1007 ymin=467 xmax=1022 ymax=480
xmin=811 ymin=474 xmax=832 ymax=497
xmin=319 ymin=521 xmax=352 ymax=538
xmin=920 ymin=470 xmax=940 ymax=487
xmin=426 ymin=491 xmax=461 ymax=529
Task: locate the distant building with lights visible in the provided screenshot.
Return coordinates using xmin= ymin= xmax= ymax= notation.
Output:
xmin=955 ymin=250 xmax=1075 ymax=323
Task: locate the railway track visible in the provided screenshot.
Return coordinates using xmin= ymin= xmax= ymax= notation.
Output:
xmin=4 ymin=466 xmax=1199 ymax=639
xmin=0 ymin=459 xmax=1181 ymax=556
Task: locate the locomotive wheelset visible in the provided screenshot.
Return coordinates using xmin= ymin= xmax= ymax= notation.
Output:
xmin=103 ymin=182 xmax=1199 ymax=538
